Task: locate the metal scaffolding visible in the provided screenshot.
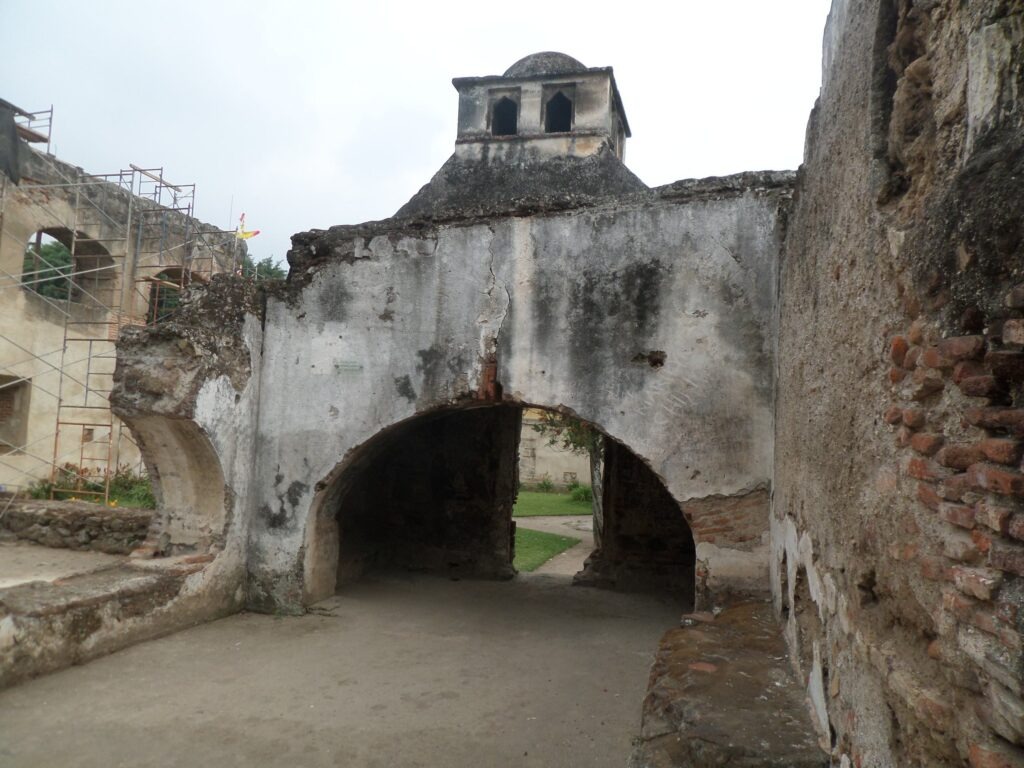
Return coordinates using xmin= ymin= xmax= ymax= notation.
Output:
xmin=0 ymin=105 xmax=239 ymax=501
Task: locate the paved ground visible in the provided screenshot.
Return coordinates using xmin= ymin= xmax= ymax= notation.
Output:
xmin=0 ymin=540 xmax=124 ymax=588
xmin=516 ymin=515 xmax=594 ymax=577
xmin=0 ymin=571 xmax=681 ymax=768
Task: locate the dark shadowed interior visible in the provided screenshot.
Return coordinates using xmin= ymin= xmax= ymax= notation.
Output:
xmin=323 ymin=404 xmax=696 ymax=604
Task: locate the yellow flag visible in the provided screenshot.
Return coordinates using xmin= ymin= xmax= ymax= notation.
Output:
xmin=235 ymin=213 xmax=260 ymax=240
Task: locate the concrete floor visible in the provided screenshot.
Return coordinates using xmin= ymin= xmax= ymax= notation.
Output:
xmin=0 ymin=540 xmax=124 ymax=588
xmin=0 ymin=571 xmax=681 ymax=768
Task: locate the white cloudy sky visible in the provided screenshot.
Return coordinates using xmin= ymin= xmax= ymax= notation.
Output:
xmin=1 ymin=1 xmax=832 ymax=264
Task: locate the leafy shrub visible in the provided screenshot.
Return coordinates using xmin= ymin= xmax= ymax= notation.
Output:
xmin=108 ymin=466 xmax=157 ymax=508
xmin=27 ymin=462 xmax=103 ymax=500
xmin=536 ymin=475 xmax=555 ymax=493
xmin=25 ymin=463 xmax=156 ymax=508
xmin=570 ymin=483 xmax=593 ymax=502
xmin=27 ymin=479 xmax=53 ymax=499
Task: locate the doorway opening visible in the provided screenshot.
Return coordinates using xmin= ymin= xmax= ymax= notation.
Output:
xmin=305 ymin=404 xmax=696 ymax=605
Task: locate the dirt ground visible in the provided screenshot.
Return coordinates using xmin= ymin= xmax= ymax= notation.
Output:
xmin=0 ymin=570 xmax=681 ymax=768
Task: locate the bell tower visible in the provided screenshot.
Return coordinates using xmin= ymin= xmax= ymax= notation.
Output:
xmin=452 ymin=51 xmax=631 ymax=162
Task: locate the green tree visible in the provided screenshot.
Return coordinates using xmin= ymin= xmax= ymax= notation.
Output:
xmin=239 ymin=254 xmax=286 ymax=280
xmin=23 ymin=241 xmax=73 ymax=300
xmin=530 ymin=412 xmax=601 ymax=455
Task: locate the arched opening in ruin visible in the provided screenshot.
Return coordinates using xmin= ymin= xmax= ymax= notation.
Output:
xmin=22 ymin=228 xmax=116 ymax=308
xmin=121 ymin=414 xmax=228 ymax=556
xmin=544 ymin=91 xmax=573 ymax=133
xmin=491 ymin=97 xmax=518 ymax=136
xmin=302 ymin=404 xmax=696 ymax=606
xmin=146 ymin=267 xmax=198 ymax=324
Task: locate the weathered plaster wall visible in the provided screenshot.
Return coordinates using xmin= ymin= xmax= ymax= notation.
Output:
xmin=456 ymin=70 xmax=618 ymax=141
xmin=248 ymin=177 xmax=788 ymax=611
xmin=774 ymin=0 xmax=1024 ymax=764
xmin=0 ymin=276 xmax=264 ymax=690
xmin=114 ymin=277 xmax=262 ymax=556
xmin=107 ymin=276 xmax=264 ymax=610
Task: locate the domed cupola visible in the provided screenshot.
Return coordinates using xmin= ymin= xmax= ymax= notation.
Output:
xmin=395 ymin=52 xmax=644 ymax=220
xmin=503 ymin=51 xmax=588 ymax=78
xmin=450 ymin=51 xmax=631 ymax=161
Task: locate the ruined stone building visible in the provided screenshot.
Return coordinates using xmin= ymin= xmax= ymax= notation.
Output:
xmin=2 ymin=2 xmax=1024 ymax=765
xmin=0 ymin=102 xmax=241 ymax=498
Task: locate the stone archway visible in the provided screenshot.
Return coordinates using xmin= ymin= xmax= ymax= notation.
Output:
xmin=246 ymin=181 xmax=785 ymax=613
xmin=301 ymin=402 xmax=699 ymax=607
xmin=303 ymin=405 xmax=521 ymax=603
xmin=126 ymin=415 xmax=229 ymax=555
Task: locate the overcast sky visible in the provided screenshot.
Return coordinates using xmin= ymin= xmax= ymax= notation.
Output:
xmin=2 ymin=1 xmax=832 ymax=264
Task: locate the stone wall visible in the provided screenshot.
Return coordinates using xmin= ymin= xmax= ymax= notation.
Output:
xmin=774 ymin=0 xmax=1024 ymax=764
xmin=629 ymin=603 xmax=824 ymax=767
xmin=0 ymin=499 xmax=151 ymax=554
xmin=249 ymin=176 xmax=789 ymax=612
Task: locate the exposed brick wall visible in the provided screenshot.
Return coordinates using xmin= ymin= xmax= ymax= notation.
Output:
xmin=774 ymin=0 xmax=1024 ymax=764
xmin=684 ymin=487 xmax=769 ymax=552
xmin=0 ymin=380 xmax=27 ymax=450
xmin=884 ymin=316 xmax=1024 ymax=754
xmin=0 ymin=388 xmax=14 ymax=422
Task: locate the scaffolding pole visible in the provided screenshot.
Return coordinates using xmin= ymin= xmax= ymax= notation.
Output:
xmin=0 ymin=131 xmax=237 ymax=500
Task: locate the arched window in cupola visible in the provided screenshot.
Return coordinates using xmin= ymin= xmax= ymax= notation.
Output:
xmin=544 ymin=91 xmax=573 ymax=133
xmin=492 ymin=97 xmax=518 ymax=136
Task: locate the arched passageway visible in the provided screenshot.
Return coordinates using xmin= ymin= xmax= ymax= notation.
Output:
xmin=304 ymin=404 xmax=696 ymax=605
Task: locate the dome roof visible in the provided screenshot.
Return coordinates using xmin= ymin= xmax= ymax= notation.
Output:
xmin=503 ymin=51 xmax=587 ymax=78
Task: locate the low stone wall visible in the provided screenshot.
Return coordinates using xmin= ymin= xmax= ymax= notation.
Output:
xmin=629 ymin=602 xmax=825 ymax=767
xmin=0 ymin=499 xmax=152 ymax=554
xmin=0 ymin=552 xmax=238 ymax=690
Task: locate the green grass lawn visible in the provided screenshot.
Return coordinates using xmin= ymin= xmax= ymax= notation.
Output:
xmin=514 ymin=527 xmax=580 ymax=572
xmin=513 ymin=490 xmax=592 ymax=517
